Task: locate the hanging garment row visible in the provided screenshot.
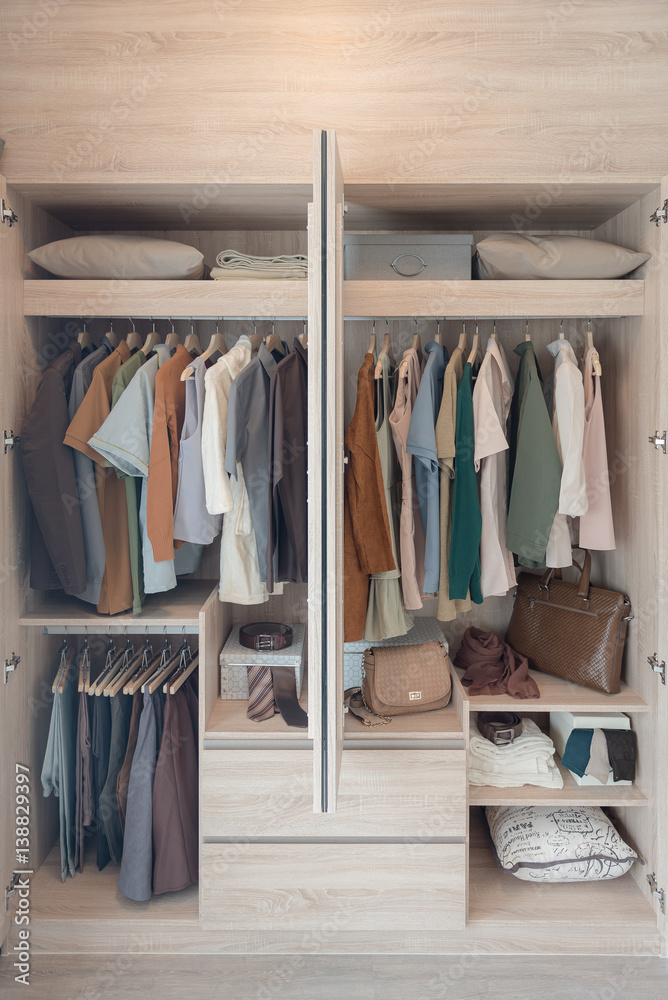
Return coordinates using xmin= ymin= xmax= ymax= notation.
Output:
xmin=21 ymin=322 xmax=309 ymax=615
xmin=344 ymin=320 xmax=614 ymax=642
xmin=41 ymin=637 xmax=199 ymax=900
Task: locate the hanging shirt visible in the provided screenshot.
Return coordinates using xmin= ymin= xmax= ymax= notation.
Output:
xmin=406 ymin=340 xmax=446 ymax=595
xmin=579 ymin=346 xmax=616 ymax=550
xmin=66 ymin=335 xmax=114 ymax=605
xmin=506 ymin=341 xmax=562 ymax=568
xmin=41 ymin=660 xmax=77 ymax=881
xmin=472 ymin=339 xmax=516 ymax=598
xmin=545 ymin=339 xmax=588 ymax=568
xmin=449 ymin=362 xmax=483 ymax=604
xmin=64 ymin=341 xmax=134 ymax=614
xmin=266 ymin=338 xmax=308 ymax=590
xmin=225 ymin=342 xmax=288 ymax=583
xmin=173 ymin=356 xmax=222 ymax=545
xmin=22 ymin=342 xmax=86 ymax=595
xmin=435 ymin=347 xmax=472 ymax=621
xmin=389 ymin=347 xmax=428 ymax=611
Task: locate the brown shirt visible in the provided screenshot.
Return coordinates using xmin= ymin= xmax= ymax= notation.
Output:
xmin=64 ymin=340 xmax=133 ymax=614
xmin=344 ymin=353 xmax=396 ymax=641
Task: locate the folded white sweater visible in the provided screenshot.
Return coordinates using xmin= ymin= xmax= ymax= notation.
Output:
xmin=469 ymin=717 xmax=564 ymax=789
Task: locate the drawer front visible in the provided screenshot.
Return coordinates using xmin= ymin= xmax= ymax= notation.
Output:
xmin=344 ymin=243 xmax=472 ymax=280
xmin=201 ymin=748 xmax=466 ymax=838
xmin=201 ymin=842 xmax=466 ymax=930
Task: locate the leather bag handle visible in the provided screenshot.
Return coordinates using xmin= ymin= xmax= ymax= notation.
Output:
xmin=539 ymin=549 xmax=591 ymax=599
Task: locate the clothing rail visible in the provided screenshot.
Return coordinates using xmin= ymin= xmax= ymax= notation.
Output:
xmin=39 ymin=624 xmax=200 ymax=635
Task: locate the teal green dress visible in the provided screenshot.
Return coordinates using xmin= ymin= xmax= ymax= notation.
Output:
xmin=449 ymin=362 xmax=483 ymax=604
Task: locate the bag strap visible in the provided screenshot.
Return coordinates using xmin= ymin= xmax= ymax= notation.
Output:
xmin=539 ymin=548 xmax=591 ymax=599
xmin=343 ymin=687 xmax=391 ymax=727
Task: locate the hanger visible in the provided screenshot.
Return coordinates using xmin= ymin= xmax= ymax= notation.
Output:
xmin=105 ymin=320 xmax=119 ymax=350
xmin=145 ymin=640 xmax=188 ymax=695
xmin=125 ymin=317 xmax=142 ymax=352
xmin=524 ymin=318 xmax=531 ymax=342
xmin=141 ymin=317 xmax=162 ymax=356
xmin=299 ymin=318 xmax=308 ymax=349
xmin=411 ymin=317 xmax=421 ymax=352
xmin=164 ymin=652 xmax=199 ymax=694
xmin=125 ymin=636 xmax=169 ymax=695
xmin=249 ymin=318 xmax=263 ymax=352
xmin=467 ymin=319 xmax=481 ymax=366
xmin=559 ymin=317 xmax=565 ymax=340
xmin=182 ymin=321 xmax=227 ymax=380
xmin=166 ymin=318 xmax=180 ymax=351
xmin=457 ymin=319 xmax=468 ymax=353
xmin=586 ymin=318 xmax=602 ymax=376
xmin=434 ymin=316 xmax=443 ymax=347
xmin=96 ymin=638 xmax=135 ymax=697
xmin=108 ymin=638 xmax=152 ymax=698
xmin=103 ymin=645 xmax=142 ymax=697
xmin=184 ymin=319 xmax=203 ymax=356
xmin=367 ymin=317 xmax=377 ymax=359
xmin=375 ymin=318 xmax=392 ymax=378
xmin=88 ymin=638 xmax=127 ymax=696
xmin=490 ymin=318 xmax=498 ymax=342
xmin=52 ymin=638 xmax=73 ymax=694
xmin=265 ymin=319 xmax=286 ymax=356
xmin=77 ymin=637 xmax=89 ymax=694
xmin=77 ymin=319 xmax=96 ymax=353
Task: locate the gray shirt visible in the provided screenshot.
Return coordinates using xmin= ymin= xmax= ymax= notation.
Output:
xmin=225 ymin=342 xmax=286 ymax=582
xmin=67 ymin=336 xmax=113 ymax=604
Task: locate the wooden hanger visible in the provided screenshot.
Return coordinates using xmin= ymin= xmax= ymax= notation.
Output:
xmin=107 ymin=641 xmax=152 ymax=698
xmin=467 ymin=322 xmax=481 ymax=366
xmin=184 ymin=320 xmax=203 ymax=356
xmin=434 ymin=317 xmax=443 ymax=347
xmin=165 ymin=319 xmax=180 ymax=351
xmin=411 ymin=317 xmax=421 ymax=353
xmin=146 ymin=643 xmax=188 ymax=695
xmin=97 ymin=642 xmax=135 ymax=697
xmin=182 ymin=322 xmax=227 ymax=380
xmin=457 ymin=320 xmax=468 ymax=353
xmin=88 ymin=642 xmax=126 ymax=696
xmin=125 ymin=318 xmax=142 ymax=352
xmin=374 ymin=320 xmax=392 ymax=378
xmin=299 ymin=318 xmax=308 ymax=349
xmin=164 ymin=653 xmax=199 ymax=695
xmin=490 ymin=318 xmax=498 ymax=342
xmin=141 ymin=318 xmax=162 ymax=356
xmin=77 ymin=639 xmax=89 ymax=694
xmin=125 ymin=646 xmax=167 ymax=696
xmin=524 ymin=318 xmax=531 ymax=342
xmin=52 ymin=641 xmax=74 ymax=694
xmin=77 ymin=321 xmax=96 ymax=353
xmin=105 ymin=321 xmax=119 ymax=349
xmin=586 ymin=319 xmax=602 ymax=375
xmin=265 ymin=318 xmax=286 ymax=357
xmin=559 ymin=318 xmax=565 ymax=340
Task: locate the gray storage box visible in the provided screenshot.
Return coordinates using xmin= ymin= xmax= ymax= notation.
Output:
xmin=219 ymin=622 xmax=306 ymax=700
xmin=344 ymin=234 xmax=473 ymax=280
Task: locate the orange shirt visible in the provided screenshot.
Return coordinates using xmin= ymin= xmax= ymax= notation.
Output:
xmin=64 ymin=341 xmax=133 ymax=615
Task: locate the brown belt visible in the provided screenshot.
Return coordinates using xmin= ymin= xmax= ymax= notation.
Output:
xmin=239 ymin=622 xmax=293 ymax=651
xmin=476 ymin=712 xmax=523 ymax=745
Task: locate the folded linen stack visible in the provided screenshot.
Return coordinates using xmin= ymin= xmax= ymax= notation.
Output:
xmin=469 ymin=716 xmax=564 ymax=788
xmin=211 ymin=249 xmax=308 ymax=280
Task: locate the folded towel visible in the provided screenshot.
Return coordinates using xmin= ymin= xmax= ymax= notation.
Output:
xmin=469 ymin=717 xmax=563 ymax=788
xmin=210 ymin=267 xmax=307 ymax=281
xmin=214 ymin=249 xmax=308 ymax=275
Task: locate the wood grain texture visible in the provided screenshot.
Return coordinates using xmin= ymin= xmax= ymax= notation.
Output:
xmin=200 ymin=842 xmax=466 ymax=931
xmin=2 ymin=2 xmax=668 ymax=182
xmin=469 ymin=757 xmax=648 ymax=808
xmin=205 ymin=690 xmax=310 ymax=742
xmin=343 ymin=701 xmax=463 ymax=740
xmin=201 ymin=748 xmax=466 ymax=838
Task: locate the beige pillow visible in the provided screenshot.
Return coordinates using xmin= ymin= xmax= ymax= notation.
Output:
xmin=28 ymin=235 xmax=204 ymax=280
xmin=475 ymin=233 xmax=650 ymax=280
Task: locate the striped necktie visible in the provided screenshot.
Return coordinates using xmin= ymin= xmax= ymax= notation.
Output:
xmin=246 ymin=665 xmax=277 ymax=722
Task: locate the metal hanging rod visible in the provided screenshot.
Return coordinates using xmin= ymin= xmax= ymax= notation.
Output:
xmin=41 ymin=623 xmax=199 ymax=636
xmin=343 ymin=315 xmax=623 ymax=321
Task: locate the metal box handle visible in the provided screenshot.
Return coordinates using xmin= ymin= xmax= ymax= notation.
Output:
xmin=390 ymin=253 xmax=427 ymax=276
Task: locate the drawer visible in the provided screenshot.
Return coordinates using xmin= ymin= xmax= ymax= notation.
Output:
xmin=344 ymin=233 xmax=473 ymax=281
xmin=201 ymin=842 xmax=466 ymax=930
xmin=201 ymin=748 xmax=466 ymax=838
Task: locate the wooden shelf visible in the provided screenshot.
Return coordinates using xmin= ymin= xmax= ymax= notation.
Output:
xmin=469 ymin=755 xmax=647 ymax=807
xmin=205 ymin=686 xmax=310 ymax=741
xmin=343 ymin=702 xmax=464 ymax=741
xmin=467 ymin=809 xmax=657 ymax=928
xmin=23 ymin=278 xmax=308 ymax=318
xmin=452 ymin=667 xmax=648 ymax=714
xmin=19 ymin=580 xmax=217 ymax=633
xmin=343 ymin=279 xmax=644 ymax=318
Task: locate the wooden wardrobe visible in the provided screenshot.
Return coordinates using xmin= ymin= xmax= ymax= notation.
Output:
xmin=0 ymin=128 xmax=666 ymax=956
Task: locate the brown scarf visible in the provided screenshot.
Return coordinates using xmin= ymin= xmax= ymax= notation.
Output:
xmin=453 ymin=627 xmax=540 ymax=699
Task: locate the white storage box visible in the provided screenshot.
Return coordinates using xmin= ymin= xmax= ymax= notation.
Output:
xmin=549 ymin=711 xmax=632 ymax=786
xmin=344 ymin=234 xmax=473 ymax=280
xmin=220 ymin=623 xmax=306 ymax=700
xmin=343 ymin=618 xmax=448 ymax=689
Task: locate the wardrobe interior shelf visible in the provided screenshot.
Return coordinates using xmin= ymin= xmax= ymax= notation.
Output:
xmin=468 ymin=756 xmax=647 ymax=808
xmin=18 ymin=580 xmax=217 ymax=633
xmin=467 ymin=810 xmax=657 ymax=928
xmin=22 ymin=279 xmax=309 ymax=319
xmin=342 ymin=279 xmax=644 ymax=319
xmin=206 ymin=689 xmax=310 ymax=742
xmin=451 ymin=667 xmax=649 ymax=715
xmin=343 ymin=702 xmax=463 ymax=741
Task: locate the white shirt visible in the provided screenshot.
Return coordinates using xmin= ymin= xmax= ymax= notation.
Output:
xmin=472 ymin=338 xmax=516 ymax=597
xmin=546 ymin=339 xmax=588 ymax=568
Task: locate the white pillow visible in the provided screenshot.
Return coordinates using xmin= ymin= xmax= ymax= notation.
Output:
xmin=486 ymin=805 xmax=642 ymax=882
xmin=475 ymin=233 xmax=650 ymax=280
xmin=28 ymin=235 xmax=205 ymax=280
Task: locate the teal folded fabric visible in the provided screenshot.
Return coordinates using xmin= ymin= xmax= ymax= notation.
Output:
xmin=561 ymin=728 xmax=594 ymax=777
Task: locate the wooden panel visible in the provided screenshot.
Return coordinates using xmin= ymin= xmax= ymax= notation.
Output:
xmin=469 ymin=757 xmax=648 ymax=807
xmin=343 ymin=702 xmax=463 ymax=740
xmin=205 ymin=689 xmax=310 ymax=742
xmin=200 ymin=842 xmax=466 ymax=930
xmin=343 ymin=280 xmax=645 ymax=319
xmin=201 ymin=748 xmax=466 ymax=837
xmin=24 ymin=279 xmax=308 ymax=319
xmin=2 ymin=3 xmax=668 ymax=182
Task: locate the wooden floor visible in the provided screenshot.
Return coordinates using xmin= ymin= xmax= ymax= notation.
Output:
xmin=0 ymin=954 xmax=666 ymax=999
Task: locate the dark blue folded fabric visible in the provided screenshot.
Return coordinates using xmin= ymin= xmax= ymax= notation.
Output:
xmin=561 ymin=728 xmax=594 ymax=777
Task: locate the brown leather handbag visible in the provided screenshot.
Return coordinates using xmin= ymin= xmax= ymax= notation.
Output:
xmin=505 ymin=550 xmax=633 ymax=694
xmin=346 ymin=641 xmax=452 ymax=726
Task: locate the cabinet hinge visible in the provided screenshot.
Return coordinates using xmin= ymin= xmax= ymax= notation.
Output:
xmin=647 ymin=653 xmax=666 ymax=684
xmin=3 ymin=430 xmax=20 ymax=454
xmin=647 ymin=873 xmax=666 ymax=913
xmin=3 ymin=652 xmax=20 ymax=685
xmin=648 ymin=431 xmax=667 ymax=454
xmin=650 ymin=199 xmax=668 ymax=226
xmin=4 ymin=873 xmax=20 ymax=911
xmin=0 ymin=198 xmax=18 ymax=227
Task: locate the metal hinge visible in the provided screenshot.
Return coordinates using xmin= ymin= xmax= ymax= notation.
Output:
xmin=647 ymin=873 xmax=666 ymax=913
xmin=3 ymin=430 xmax=19 ymax=454
xmin=3 ymin=652 xmax=20 ymax=685
xmin=0 ymin=198 xmax=18 ymax=227
xmin=647 ymin=653 xmax=666 ymax=684
xmin=650 ymin=199 xmax=668 ymax=226
xmin=648 ymin=431 xmax=667 ymax=454
xmin=5 ymin=873 xmax=20 ymax=911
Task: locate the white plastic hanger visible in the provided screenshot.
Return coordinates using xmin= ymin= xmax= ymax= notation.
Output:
xmin=141 ymin=317 xmax=162 ymax=356
xmin=125 ymin=317 xmax=142 ymax=352
xmin=165 ymin=318 xmax=180 ymax=351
